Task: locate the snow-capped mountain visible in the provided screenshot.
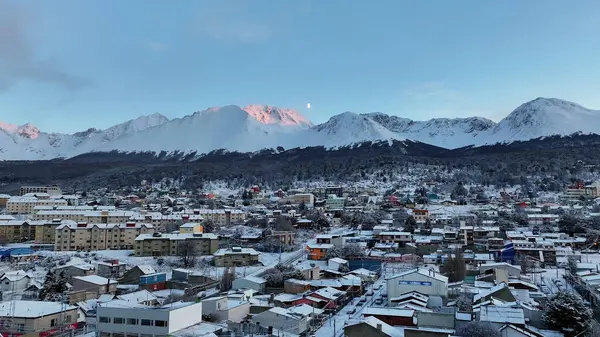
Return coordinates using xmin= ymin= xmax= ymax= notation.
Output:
xmin=0 ymin=97 xmax=599 ymax=160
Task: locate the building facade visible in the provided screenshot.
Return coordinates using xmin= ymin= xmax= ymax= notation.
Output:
xmin=55 ymin=222 xmax=154 ymax=251
xmin=134 ymin=233 xmax=219 ymax=257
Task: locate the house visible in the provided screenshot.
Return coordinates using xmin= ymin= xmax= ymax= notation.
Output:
xmin=232 ymin=275 xmax=267 ymax=292
xmin=213 ymin=247 xmax=260 ymax=267
xmin=97 ymin=300 xmax=203 ymax=336
xmin=97 ymin=259 xmax=127 ymax=279
xmin=298 ymin=262 xmax=320 ymax=280
xmin=201 ymin=296 xmax=250 ymax=323
xmin=119 ymin=265 xmax=156 ymax=284
xmin=476 ymin=306 xmax=526 ymax=330
xmin=284 ymin=279 xmax=311 ymax=294
xmin=478 ymin=262 xmax=521 ymax=278
xmin=0 ymin=270 xmax=31 ymax=295
xmin=251 ymin=307 xmax=308 ymax=335
xmin=386 ymin=269 xmax=448 ymax=300
xmin=72 ymin=275 xmax=118 ymax=295
xmin=345 ymin=316 xmax=403 ymax=337
xmin=54 ymin=264 xmax=96 ymax=283
xmin=328 ymin=257 xmax=349 ymax=272
xmin=473 ymin=283 xmax=516 ymax=304
xmin=0 ymin=300 xmax=79 ymax=337
xmin=179 ymin=222 xmax=203 ymax=234
xmin=310 ymin=287 xmax=346 ymax=309
xmin=306 ymin=243 xmax=334 ymax=260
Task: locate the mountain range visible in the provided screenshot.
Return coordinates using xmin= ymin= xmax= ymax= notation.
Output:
xmin=1 ymin=98 xmax=599 ymax=160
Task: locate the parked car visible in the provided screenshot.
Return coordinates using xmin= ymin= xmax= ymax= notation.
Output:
xmin=366 ymin=290 xmax=374 ymax=296
xmin=374 ymin=298 xmax=383 ymax=305
xmin=381 ymin=292 xmax=388 ymax=298
xmin=373 ymin=284 xmax=382 ymax=290
xmin=347 ymin=308 xmax=356 ymax=314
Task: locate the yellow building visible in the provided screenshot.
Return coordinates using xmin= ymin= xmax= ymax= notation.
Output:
xmin=134 ymin=232 xmax=219 ymax=257
xmin=19 ymin=185 xmax=62 ymax=196
xmin=179 ymin=222 xmax=204 ymax=234
xmin=0 ymin=219 xmax=73 ymax=244
xmin=55 ymin=221 xmax=154 ymax=251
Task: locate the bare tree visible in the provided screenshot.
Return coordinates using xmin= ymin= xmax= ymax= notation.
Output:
xmin=220 ymin=267 xmax=236 ymax=291
xmin=177 ymin=240 xmax=197 ymax=268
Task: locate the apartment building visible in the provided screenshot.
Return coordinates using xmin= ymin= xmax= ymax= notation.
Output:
xmin=192 ymin=209 xmax=247 ymax=226
xmin=326 ymin=195 xmax=346 ymax=210
xmin=19 ymin=185 xmax=62 ymax=196
xmin=55 ymin=221 xmax=154 ymax=251
xmin=134 ymin=232 xmax=219 ymax=257
xmin=179 ymin=222 xmax=204 ymax=234
xmin=0 ymin=300 xmax=79 ymax=337
xmin=412 ymin=209 xmax=429 ymax=222
xmin=0 ymin=194 xmax=10 ymax=207
xmin=378 ymin=231 xmax=413 ymax=244
xmin=0 ymin=219 xmax=75 ymax=244
xmin=7 ymin=197 xmax=39 ymax=214
xmin=213 ymin=247 xmax=260 ymax=267
xmin=35 ymin=210 xmax=136 ymax=223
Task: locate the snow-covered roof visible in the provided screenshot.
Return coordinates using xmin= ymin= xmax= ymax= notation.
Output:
xmin=135 ymin=233 xmax=218 ymax=241
xmin=213 ymin=248 xmax=260 ymax=256
xmin=288 ymin=303 xmax=324 ymax=316
xmin=74 ymin=275 xmax=118 ymax=286
xmin=346 ymin=316 xmax=403 ymax=337
xmin=241 ymin=275 xmax=267 ymax=284
xmin=1 ymin=270 xmax=31 ymax=282
xmin=313 ymin=287 xmax=345 ymax=300
xmin=328 ymin=257 xmax=348 ymax=264
xmin=117 ymin=290 xmax=157 ymax=303
xmin=387 ymin=268 xmax=448 ymax=283
xmin=478 ymin=306 xmax=525 ymax=325
xmin=0 ymin=301 xmax=77 ymax=318
xmin=136 ymin=265 xmax=156 ymax=275
xmin=363 ymin=307 xmax=414 ymax=318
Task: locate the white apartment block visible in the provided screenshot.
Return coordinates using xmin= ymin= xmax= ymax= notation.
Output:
xmin=97 ymin=300 xmax=202 ymax=337
xmin=55 ymin=222 xmax=154 ymax=251
xmin=290 ymin=193 xmax=315 ymax=207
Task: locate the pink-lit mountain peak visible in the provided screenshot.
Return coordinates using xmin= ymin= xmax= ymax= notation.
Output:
xmin=242 ymin=104 xmax=313 ymax=128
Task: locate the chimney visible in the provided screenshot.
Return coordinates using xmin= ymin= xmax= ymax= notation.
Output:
xmin=376 ymin=323 xmax=382 ymax=331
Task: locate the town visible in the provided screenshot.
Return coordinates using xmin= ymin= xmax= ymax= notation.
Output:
xmin=0 ymin=180 xmax=598 ymax=337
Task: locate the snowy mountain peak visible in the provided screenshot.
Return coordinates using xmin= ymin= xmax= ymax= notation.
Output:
xmin=243 ymin=104 xmax=313 ymax=128
xmin=17 ymin=123 xmax=40 ymax=139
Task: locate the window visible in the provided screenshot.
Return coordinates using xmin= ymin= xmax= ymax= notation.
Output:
xmin=141 ymin=319 xmax=153 ymax=326
xmin=51 ymin=319 xmax=56 ymax=327
xmin=154 ymin=320 xmax=168 ymax=327
xmin=65 ymin=315 xmax=72 ymax=323
xmin=99 ymin=317 xmax=110 ymax=323
xmin=114 ymin=317 xmax=125 ymax=324
xmin=127 ymin=318 xmax=138 ymax=325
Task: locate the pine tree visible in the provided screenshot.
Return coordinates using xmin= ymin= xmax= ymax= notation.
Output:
xmin=455 ymin=321 xmax=500 ymax=337
xmin=404 ymin=216 xmax=417 ymax=234
xmin=543 ymin=291 xmax=592 ymax=336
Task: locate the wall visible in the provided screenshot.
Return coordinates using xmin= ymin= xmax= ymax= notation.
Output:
xmin=416 ymin=312 xmax=455 ymax=329
xmin=344 ymin=323 xmax=389 ymax=337
xmin=167 ymin=302 xmax=203 ymax=333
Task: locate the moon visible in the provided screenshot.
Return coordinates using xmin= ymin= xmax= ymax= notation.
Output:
xmin=307 ymin=103 xmax=311 ymax=109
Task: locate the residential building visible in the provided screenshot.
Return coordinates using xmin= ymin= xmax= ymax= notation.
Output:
xmin=232 ymin=275 xmax=267 ymax=292
xmin=179 ymin=222 xmax=203 ymax=234
xmin=307 ymin=243 xmax=334 ymax=260
xmin=134 ymin=232 xmax=219 ymax=257
xmin=213 ymin=247 xmax=260 ymax=267
xmin=55 ymin=222 xmax=154 ymax=251
xmin=97 ymin=300 xmax=203 ymax=337
xmin=19 ymin=185 xmax=62 ymax=196
xmin=97 ymin=259 xmax=128 ymax=279
xmin=251 ymin=307 xmax=308 ymax=335
xmin=0 ymin=194 xmax=11 ymax=207
xmin=201 ymin=297 xmax=250 ymax=323
xmin=119 ymin=265 xmax=156 ymax=285
xmin=269 ymin=230 xmax=295 ymax=245
xmin=378 ymin=231 xmax=412 ymax=245
xmin=192 ymin=209 xmax=247 ymax=226
xmin=326 ymin=195 xmax=345 ymax=210
xmin=0 ymin=270 xmax=31 ymax=295
xmin=0 ymin=219 xmax=75 ymax=244
xmin=72 ymin=275 xmax=118 ymax=295
xmin=6 ymin=197 xmax=39 ymax=214
xmin=412 ymin=209 xmax=429 ymax=222
xmin=386 ymin=268 xmax=449 ymax=299
xmin=291 ymin=193 xmax=315 ymax=207
xmin=0 ymin=300 xmax=78 ymax=337
xmin=54 ymin=264 xmax=96 ymax=283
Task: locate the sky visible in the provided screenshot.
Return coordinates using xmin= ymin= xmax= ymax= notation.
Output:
xmin=1 ymin=0 xmax=600 ymax=133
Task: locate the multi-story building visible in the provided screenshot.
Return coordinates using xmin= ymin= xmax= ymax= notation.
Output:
xmin=19 ymin=185 xmax=62 ymax=196
xmin=326 ymin=195 xmax=346 ymax=210
xmin=0 ymin=300 xmax=79 ymax=336
xmin=179 ymin=222 xmax=204 ymax=234
xmin=412 ymin=209 xmax=429 ymax=223
xmin=97 ymin=300 xmax=203 ymax=337
xmin=0 ymin=194 xmax=11 ymax=207
xmin=378 ymin=231 xmax=412 ymax=245
xmin=213 ymin=247 xmax=260 ymax=267
xmin=55 ymin=222 xmax=154 ymax=251
xmin=6 ymin=197 xmax=39 ymax=214
xmin=97 ymin=259 xmax=128 ymax=279
xmin=134 ymin=232 xmax=219 ymax=257
xmin=0 ymin=219 xmax=75 ymax=244
xmin=191 ymin=209 xmax=246 ymax=226
xmin=290 ymin=193 xmax=315 ymax=207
